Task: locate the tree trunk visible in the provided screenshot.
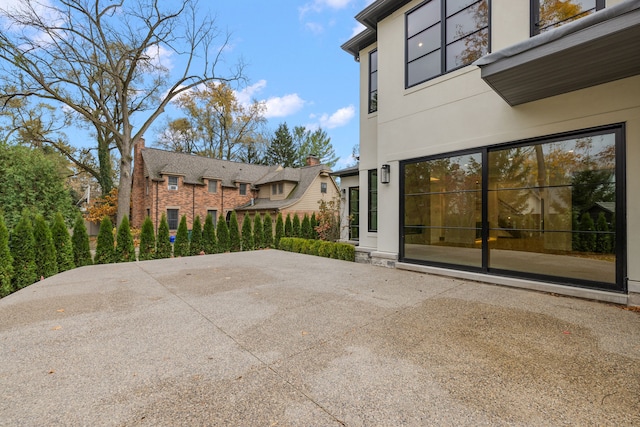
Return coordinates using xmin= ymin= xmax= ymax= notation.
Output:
xmin=116 ymin=141 xmax=133 ymax=227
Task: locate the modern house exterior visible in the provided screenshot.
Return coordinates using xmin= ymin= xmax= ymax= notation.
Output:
xmin=341 ymin=0 xmax=640 ymax=305
xmin=131 ymin=139 xmax=339 ymax=232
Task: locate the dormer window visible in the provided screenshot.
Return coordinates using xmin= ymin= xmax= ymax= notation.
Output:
xmin=272 ymin=183 xmax=284 ymax=195
xmin=239 ymin=183 xmax=247 ymax=195
xmin=167 ymin=176 xmax=178 ymax=191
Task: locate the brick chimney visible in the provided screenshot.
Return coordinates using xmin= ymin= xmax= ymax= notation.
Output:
xmin=305 ymin=154 xmax=320 ymax=166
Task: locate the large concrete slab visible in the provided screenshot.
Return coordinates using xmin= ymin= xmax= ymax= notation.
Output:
xmin=1 ymin=250 xmax=639 ymax=425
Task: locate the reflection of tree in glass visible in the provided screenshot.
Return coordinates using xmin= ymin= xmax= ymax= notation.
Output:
xmin=458 ymin=1 xmax=489 ymax=66
xmin=489 ymin=148 xmax=533 ymax=227
xmin=537 ymin=0 xmax=590 ymax=33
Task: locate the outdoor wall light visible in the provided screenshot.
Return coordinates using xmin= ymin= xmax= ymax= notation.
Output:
xmin=380 ymin=164 xmax=390 ymax=184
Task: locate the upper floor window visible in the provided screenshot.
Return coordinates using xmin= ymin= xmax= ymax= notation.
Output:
xmin=168 ymin=175 xmax=178 ymax=191
xmin=208 ymin=180 xmax=218 ymax=193
xmin=239 ymin=183 xmax=247 ymax=196
xmin=369 ymin=49 xmax=378 ymax=113
xmin=167 ymin=209 xmax=179 ymax=230
xmin=321 ymin=182 xmax=327 ymax=193
xmin=531 ymin=0 xmax=604 ymax=35
xmin=406 ymin=0 xmax=489 ymax=88
xmin=272 ymin=183 xmax=284 ymax=195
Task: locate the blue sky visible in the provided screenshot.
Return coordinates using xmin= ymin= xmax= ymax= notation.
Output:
xmin=165 ymin=0 xmax=371 ymax=168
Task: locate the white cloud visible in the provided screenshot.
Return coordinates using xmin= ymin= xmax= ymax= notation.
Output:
xmin=144 ymin=45 xmax=174 ymax=71
xmin=264 ymin=94 xmax=306 ymax=118
xmin=235 ymin=80 xmax=267 ymax=106
xmin=305 ymin=22 xmax=325 ymax=34
xmin=317 ymin=105 xmax=355 ymax=129
xmin=299 ymin=0 xmax=355 ymax=17
xmin=351 ymin=23 xmax=366 ymax=38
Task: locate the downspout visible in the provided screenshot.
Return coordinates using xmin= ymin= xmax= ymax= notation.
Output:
xmin=155 ymin=181 xmax=159 ymax=233
xmin=192 ymin=185 xmax=195 ymax=222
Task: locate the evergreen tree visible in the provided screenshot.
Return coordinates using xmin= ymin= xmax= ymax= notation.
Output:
xmin=292 ymin=214 xmax=301 ymax=238
xmin=578 ymin=213 xmax=596 ymax=253
xmin=202 ymin=213 xmax=217 ymax=254
xmin=51 ymin=212 xmax=74 ymax=272
xmin=11 ymin=210 xmax=37 ymax=289
xmin=301 ymin=214 xmax=312 ymax=239
xmin=173 ymin=215 xmax=189 ymax=257
xmin=253 ymin=214 xmax=263 ymax=249
xmin=310 ymin=212 xmax=318 ymax=239
xmin=284 ymin=213 xmax=292 ymax=237
xmin=138 ymin=216 xmax=156 ymax=261
xmin=115 ymin=216 xmax=135 ymax=262
xmin=595 ymin=212 xmax=612 ymax=254
xmin=33 ymin=213 xmax=58 ymax=278
xmin=263 ymin=212 xmax=273 ymax=248
xmin=229 ymin=211 xmax=241 ymax=252
xmin=189 ymin=215 xmax=203 ymax=255
xmin=0 ymin=214 xmax=14 ymax=297
xmin=216 ymin=214 xmax=230 ymax=252
xmin=241 ymin=214 xmax=254 ymax=251
xmin=294 ymin=126 xmax=339 ymax=168
xmin=72 ymin=215 xmax=93 ymax=267
xmin=265 ymin=123 xmax=297 ymax=167
xmin=156 ymin=214 xmax=172 ymax=259
xmin=275 ymin=212 xmax=284 ymax=248
xmin=94 ymin=216 xmax=115 ymax=264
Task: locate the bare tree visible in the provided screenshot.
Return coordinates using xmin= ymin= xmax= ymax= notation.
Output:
xmin=0 ymin=0 xmax=243 ymax=225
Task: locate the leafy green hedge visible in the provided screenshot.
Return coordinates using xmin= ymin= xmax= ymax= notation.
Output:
xmin=278 ymin=237 xmax=354 ymax=262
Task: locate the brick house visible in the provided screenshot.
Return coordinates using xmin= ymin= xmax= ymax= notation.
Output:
xmin=131 ymin=139 xmax=340 ymax=232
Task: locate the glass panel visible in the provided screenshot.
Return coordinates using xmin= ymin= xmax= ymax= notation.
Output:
xmin=404 ymin=227 xmax=481 ymax=267
xmin=408 ymin=50 xmax=441 ymax=87
xmin=407 ymin=0 xmax=440 ymax=38
xmin=370 ymin=50 xmax=377 ymax=72
xmin=446 ymin=1 xmax=488 ymax=43
xmin=537 ymin=0 xmax=597 ymax=33
xmin=447 ymin=0 xmax=481 ymax=16
xmin=408 ymin=24 xmax=441 ymax=62
xmin=349 ymin=188 xmax=359 ymax=240
xmin=488 ymin=131 xmax=616 ymax=284
xmin=446 ymin=28 xmax=488 ymax=70
xmin=370 ymin=70 xmax=377 ymax=92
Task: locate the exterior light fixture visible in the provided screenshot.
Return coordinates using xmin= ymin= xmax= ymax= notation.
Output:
xmin=380 ymin=164 xmax=390 ymax=184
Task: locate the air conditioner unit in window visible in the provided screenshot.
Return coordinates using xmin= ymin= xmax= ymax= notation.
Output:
xmin=168 ymin=185 xmax=178 ymax=191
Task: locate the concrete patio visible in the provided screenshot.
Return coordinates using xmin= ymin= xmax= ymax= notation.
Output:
xmin=1 ymin=250 xmax=638 ymax=426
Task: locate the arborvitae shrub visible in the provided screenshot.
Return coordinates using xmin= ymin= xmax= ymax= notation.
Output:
xmin=173 ymin=215 xmax=189 ymax=257
xmin=216 ymin=214 xmax=230 ymax=253
xmin=138 ymin=216 xmax=156 ymax=261
xmin=115 ymin=216 xmax=135 ymax=262
xmin=11 ymin=210 xmax=37 ymax=289
xmin=292 ymin=214 xmax=301 ymax=238
xmin=94 ymin=216 xmax=115 ymax=264
xmin=189 ymin=215 xmax=203 ymax=256
xmin=284 ymin=214 xmax=292 ymax=237
xmin=156 ymin=214 xmax=172 ymax=259
xmin=202 ymin=214 xmax=217 ymax=254
xmin=253 ymin=214 xmax=263 ymax=249
xmin=275 ymin=213 xmax=284 ymax=248
xmin=241 ymin=214 xmax=254 ymax=251
xmin=0 ymin=214 xmax=14 ymax=297
xmin=229 ymin=211 xmax=240 ymax=252
xmin=51 ymin=212 xmax=74 ymax=273
xmin=301 ymin=214 xmax=312 ymax=239
xmin=310 ymin=212 xmax=318 ymax=239
xmin=578 ymin=213 xmax=596 ymax=253
xmin=263 ymin=213 xmax=273 ymax=248
xmin=33 ymin=213 xmax=58 ymax=279
xmin=72 ymin=215 xmax=93 ymax=267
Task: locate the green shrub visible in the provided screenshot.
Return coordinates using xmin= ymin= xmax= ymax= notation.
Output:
xmin=229 ymin=211 xmax=241 ymax=252
xmin=0 ymin=214 xmax=14 ymax=297
xmin=72 ymin=215 xmax=93 ymax=267
xmin=241 ymin=214 xmax=254 ymax=251
xmin=156 ymin=214 xmax=172 ymax=259
xmin=577 ymin=213 xmax=596 ymax=253
xmin=51 ymin=212 xmax=74 ymax=272
xmin=216 ymin=214 xmax=230 ymax=253
xmin=33 ymin=213 xmax=58 ymax=279
xmin=310 ymin=212 xmax=318 ymax=239
xmin=115 ymin=216 xmax=135 ymax=262
xmin=253 ymin=214 xmax=263 ymax=249
xmin=301 ymin=214 xmax=312 ymax=239
xmin=292 ymin=214 xmax=301 ymax=238
xmin=189 ymin=215 xmax=203 ymax=256
xmin=277 ymin=237 xmax=354 ymax=262
xmin=11 ymin=210 xmax=37 ymax=289
xmin=335 ymin=243 xmax=355 ymax=261
xmin=138 ymin=216 xmax=156 ymax=261
xmin=173 ymin=215 xmax=189 ymax=257
xmin=94 ymin=216 xmax=115 ymax=264
xmin=284 ymin=214 xmax=292 ymax=238
xmin=318 ymin=241 xmax=333 ymax=258
xmin=595 ymin=212 xmax=612 ymax=254
xmin=291 ymin=237 xmax=303 ymax=253
xmin=274 ymin=213 xmax=284 ymax=248
xmin=263 ymin=213 xmax=273 ymax=248
xmin=308 ymin=240 xmax=321 ymax=256
xmin=279 ymin=237 xmax=293 ymax=252
xmin=202 ymin=214 xmax=217 ymax=254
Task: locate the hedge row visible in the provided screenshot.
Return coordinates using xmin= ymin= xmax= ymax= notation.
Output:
xmin=278 ymin=237 xmax=355 ymax=262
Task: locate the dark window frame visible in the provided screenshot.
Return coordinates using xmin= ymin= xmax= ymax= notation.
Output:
xmin=368 ymin=169 xmax=378 ymax=232
xmin=399 ymin=123 xmax=626 ymax=293
xmin=321 ymin=182 xmax=328 ymax=193
xmin=368 ymin=49 xmax=378 ymax=113
xmin=239 ymin=183 xmax=247 ymax=196
xmin=167 ymin=208 xmax=179 ymax=230
xmin=405 ymin=0 xmax=491 ymax=89
xmin=530 ymin=0 xmax=604 ymax=36
xmin=349 ymin=187 xmax=360 ymax=240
